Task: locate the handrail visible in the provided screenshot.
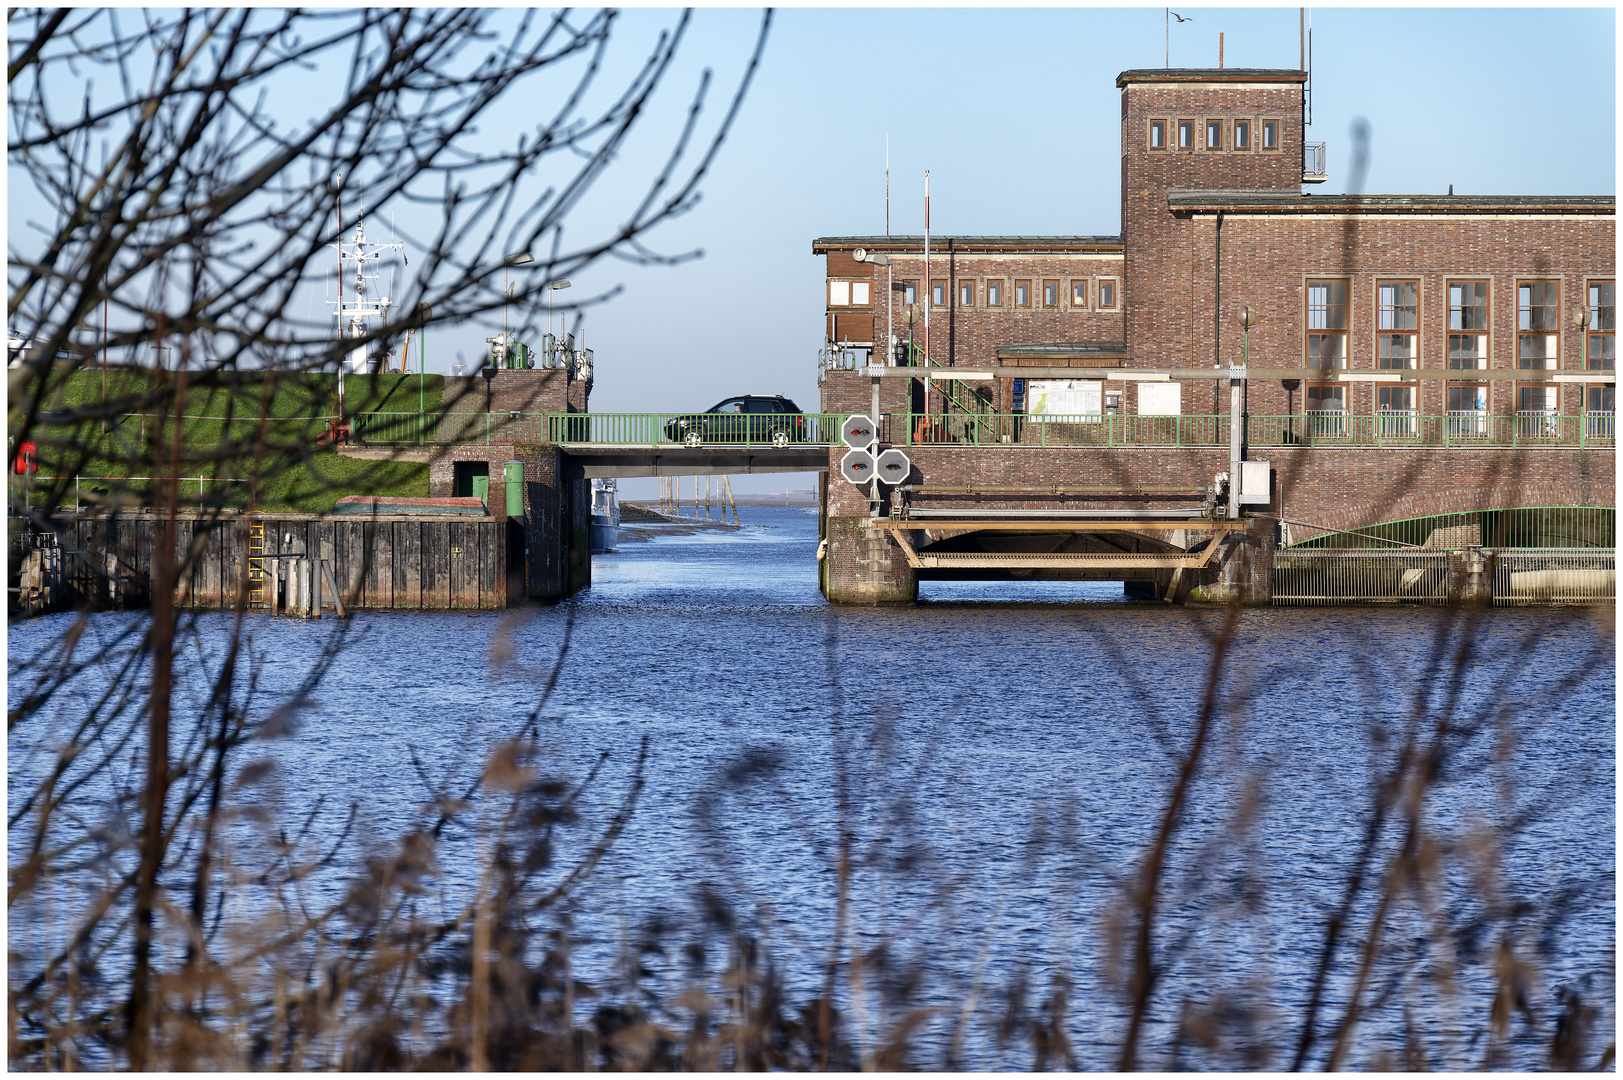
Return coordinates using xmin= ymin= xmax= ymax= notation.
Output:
xmin=340 ymin=411 xmax=1615 ymax=450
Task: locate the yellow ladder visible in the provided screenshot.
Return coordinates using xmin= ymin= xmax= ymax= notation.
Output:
xmin=248 ymin=520 xmax=266 ymax=605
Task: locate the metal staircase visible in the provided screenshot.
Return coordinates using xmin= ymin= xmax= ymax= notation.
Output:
xmin=906 ymin=343 xmax=999 ymax=442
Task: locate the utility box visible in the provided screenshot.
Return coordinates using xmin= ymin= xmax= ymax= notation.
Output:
xmin=503 ymin=460 xmax=525 ymax=518
xmin=1238 ymin=460 xmax=1272 ymax=506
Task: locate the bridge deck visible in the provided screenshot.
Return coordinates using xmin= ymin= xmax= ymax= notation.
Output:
xmin=561 ymin=447 xmax=827 ymax=477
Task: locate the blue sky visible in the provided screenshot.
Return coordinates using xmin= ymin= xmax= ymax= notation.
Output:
xmin=564 ymin=6 xmax=1615 ymax=494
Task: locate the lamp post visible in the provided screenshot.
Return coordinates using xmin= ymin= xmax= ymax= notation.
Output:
xmin=866 ymin=252 xmax=894 ymax=439
xmin=502 ymin=252 xmax=534 ymax=367
xmin=417 ymin=302 xmax=430 ymax=444
xmin=548 ymin=280 xmax=572 ymax=366
xmin=1573 ymin=305 xmax=1590 ymax=425
xmin=904 ymin=302 xmax=921 ymax=440
xmin=1229 ymin=304 xmax=1255 ymax=518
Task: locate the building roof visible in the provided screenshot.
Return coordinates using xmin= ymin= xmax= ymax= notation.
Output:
xmin=1166 ymin=190 xmax=1615 ymax=214
xmin=1116 ymin=68 xmax=1306 ymax=87
xmin=812 ymin=235 xmax=1122 ymax=254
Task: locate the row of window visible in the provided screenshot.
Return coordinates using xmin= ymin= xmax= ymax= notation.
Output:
xmin=1301 ymin=383 xmax=1615 ymax=417
xmin=1148 ymin=117 xmax=1281 ymax=153
xmin=1305 ymin=279 xmax=1614 ymax=417
xmin=830 ymin=277 xmax=1119 ymax=311
xmin=1303 ymin=278 xmax=1614 ymax=371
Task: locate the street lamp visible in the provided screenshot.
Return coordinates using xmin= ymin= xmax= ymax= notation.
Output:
xmin=1229 ymin=304 xmax=1256 ymax=519
xmin=547 ymin=280 xmax=572 ymax=365
xmin=417 ymin=302 xmax=431 ymax=444
xmin=861 ymin=251 xmax=894 ymax=444
xmin=865 ymin=252 xmax=894 ymax=362
xmin=502 ymin=252 xmax=534 ymax=359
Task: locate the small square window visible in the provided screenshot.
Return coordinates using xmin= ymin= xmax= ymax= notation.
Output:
xmin=1043 ymin=280 xmax=1059 ymax=307
xmin=1071 ymin=279 xmax=1088 ymax=307
xmin=851 ymin=281 xmax=870 ymax=305
xmin=1205 ymin=119 xmax=1223 ymax=150
xmin=931 ymin=279 xmax=946 ymax=306
xmin=959 ymin=280 xmax=975 ymax=307
xmin=829 ymin=281 xmax=849 ymax=306
xmin=1098 ymin=279 xmax=1117 ymax=309
xmin=1234 ymin=120 xmax=1251 ymax=150
xmin=1149 ymin=119 xmax=1167 ymax=150
xmin=1015 ymin=280 xmax=1031 ymax=307
xmin=987 ymin=280 xmax=1003 ymax=307
xmin=1262 ymin=120 xmax=1279 ymax=150
xmin=1178 ymin=120 xmax=1195 ymax=150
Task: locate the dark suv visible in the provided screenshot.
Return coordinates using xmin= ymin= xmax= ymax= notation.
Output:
xmin=665 ymin=395 xmax=806 ymax=447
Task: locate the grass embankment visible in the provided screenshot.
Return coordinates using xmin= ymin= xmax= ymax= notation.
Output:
xmin=21 ymin=369 xmax=451 ymax=514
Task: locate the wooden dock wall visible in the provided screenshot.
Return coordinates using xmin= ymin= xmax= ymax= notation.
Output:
xmin=15 ymin=512 xmax=516 ymax=615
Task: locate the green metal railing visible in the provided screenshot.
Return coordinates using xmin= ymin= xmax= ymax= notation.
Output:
xmin=346 ymin=411 xmax=1616 ymax=449
xmin=1284 ymin=506 xmax=1616 ymax=551
xmin=348 ymin=411 xmax=852 ymax=447
xmin=1248 ymin=411 xmax=1615 ymax=448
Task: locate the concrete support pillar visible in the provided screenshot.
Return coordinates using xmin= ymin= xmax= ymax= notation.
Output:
xmin=822 ymin=516 xmax=918 ymax=605
xmin=1189 ymin=517 xmax=1276 ymax=604
xmin=1448 ymin=546 xmax=1494 ymax=604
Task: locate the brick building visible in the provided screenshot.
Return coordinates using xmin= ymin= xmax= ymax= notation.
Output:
xmin=815 ymin=68 xmax=1614 ymax=430
xmin=813 ymin=68 xmax=1615 ymax=604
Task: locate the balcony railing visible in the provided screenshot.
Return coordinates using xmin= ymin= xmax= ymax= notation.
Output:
xmin=344 ymin=411 xmax=1616 ymax=450
xmin=1303 ymin=141 xmax=1327 ymax=180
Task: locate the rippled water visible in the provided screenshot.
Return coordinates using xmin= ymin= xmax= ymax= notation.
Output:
xmin=9 ymin=504 xmax=1615 ymax=1069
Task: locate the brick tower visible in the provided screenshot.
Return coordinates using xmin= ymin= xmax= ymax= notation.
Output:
xmin=1117 ymin=69 xmax=1308 ymax=379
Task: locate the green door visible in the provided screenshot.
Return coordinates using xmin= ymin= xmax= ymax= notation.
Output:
xmin=453 ymin=461 xmax=490 ymax=498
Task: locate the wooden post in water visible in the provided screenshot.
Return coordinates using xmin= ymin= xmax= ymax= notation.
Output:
xmin=321 ymin=559 xmax=347 ymax=618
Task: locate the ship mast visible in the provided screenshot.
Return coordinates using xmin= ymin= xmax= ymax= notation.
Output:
xmin=328 ymin=196 xmax=403 ymax=418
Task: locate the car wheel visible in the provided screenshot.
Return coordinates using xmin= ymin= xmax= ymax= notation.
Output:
xmin=770 ymin=429 xmax=790 ymax=448
xmin=683 ymin=430 xmax=704 ymax=448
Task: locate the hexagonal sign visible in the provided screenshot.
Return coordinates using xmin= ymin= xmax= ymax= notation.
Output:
xmin=840 ymin=414 xmax=878 ymax=451
xmin=839 ymin=448 xmax=876 ymax=485
xmin=874 ymin=448 xmax=912 ymax=485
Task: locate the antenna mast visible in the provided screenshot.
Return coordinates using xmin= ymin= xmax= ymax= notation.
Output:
xmin=328 ymin=192 xmax=404 ymax=418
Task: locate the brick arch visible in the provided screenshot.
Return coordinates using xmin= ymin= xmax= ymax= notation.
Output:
xmin=1275 ymin=448 xmax=1614 ymax=540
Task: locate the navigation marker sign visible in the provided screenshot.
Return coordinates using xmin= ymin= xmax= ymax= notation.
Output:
xmin=875 ymin=448 xmax=912 ymax=485
xmin=840 ymin=414 xmax=878 ymax=450
xmin=839 ymin=449 xmax=876 ymax=485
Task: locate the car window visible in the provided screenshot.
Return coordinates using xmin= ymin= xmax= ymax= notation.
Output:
xmin=712 ymin=398 xmax=745 ymax=413
xmin=745 ymin=398 xmax=776 ymax=413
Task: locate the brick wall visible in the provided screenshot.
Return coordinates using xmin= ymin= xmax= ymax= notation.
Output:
xmin=823 ymin=443 xmax=1613 ymax=540
xmin=1120 ymin=73 xmax=1306 ymax=378
xmin=428 ymin=441 xmax=588 ymax=601
xmin=864 ymin=252 xmax=1127 ymax=366
xmin=445 ymin=369 xmax=583 ymax=415
xmin=1176 ymin=212 xmax=1615 ymax=418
